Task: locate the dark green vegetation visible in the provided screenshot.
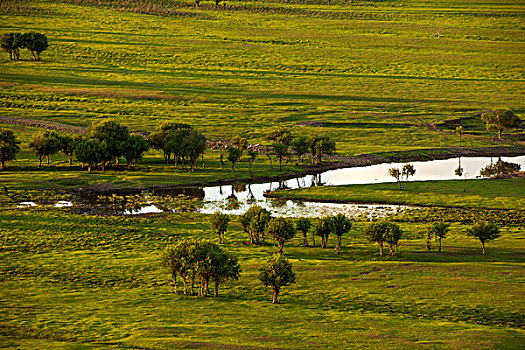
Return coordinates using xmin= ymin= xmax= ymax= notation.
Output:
xmin=268 ymin=177 xmax=525 ymax=210
xmin=1 ymin=207 xmax=524 ymax=348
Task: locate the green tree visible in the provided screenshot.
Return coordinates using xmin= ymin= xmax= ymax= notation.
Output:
xmin=181 ymin=129 xmax=206 ymax=171
xmin=267 ymin=217 xmax=296 ymax=254
xmin=267 ymin=127 xmax=293 ymax=146
xmin=21 ymin=31 xmax=48 ymax=61
xmin=466 ymin=222 xmax=501 ymax=254
xmin=259 ymin=254 xmax=296 ymax=304
xmin=291 ymin=136 xmax=309 ymax=165
xmin=1 ymin=32 xmax=23 ymax=61
xmin=247 ymin=150 xmax=257 ymax=175
xmin=330 ymin=214 xmax=352 ymax=253
xmin=240 ymin=204 xmax=271 ymax=245
xmin=0 ymin=128 xmax=20 ymax=170
xmin=227 ymin=146 xmax=242 ymax=173
xmin=313 ymin=216 xmax=332 ymax=248
xmin=74 ymin=139 xmax=110 ymax=172
xmin=364 ymin=221 xmax=388 ymax=256
xmin=402 ymin=163 xmax=416 ymax=190
xmin=296 ymin=217 xmax=311 ymax=247
xmin=429 ymin=222 xmax=450 ymax=252
xmin=481 ymin=109 xmax=521 ymax=140
xmin=59 ymin=134 xmax=77 ymax=166
xmin=455 ymin=126 xmax=464 ymax=147
xmin=384 ymin=222 xmax=402 ymax=256
xmin=87 ymin=120 xmax=129 ymax=167
xmin=29 ymin=131 xmax=61 ymax=167
xmin=231 ymin=136 xmax=248 ymax=159
xmin=209 ymin=211 xmax=230 ymax=244
xmin=124 ymin=134 xmax=149 ymax=169
xmin=388 ymin=167 xmax=402 ymax=190
xmin=148 ymin=122 xmax=192 ymax=163
xmin=272 ymin=142 xmax=289 ymax=171
xmin=209 ymin=248 xmax=241 ymax=297
xmin=309 ymin=136 xmax=336 ymax=165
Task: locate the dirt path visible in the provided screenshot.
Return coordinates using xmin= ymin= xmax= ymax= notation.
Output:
xmin=0 ymin=116 xmax=86 ymax=134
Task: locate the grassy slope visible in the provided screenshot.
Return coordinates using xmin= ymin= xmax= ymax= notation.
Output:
xmin=0 ymin=208 xmax=524 ymax=349
xmin=0 ymin=0 xmax=524 ymax=157
xmin=267 ymin=177 xmax=525 ymax=209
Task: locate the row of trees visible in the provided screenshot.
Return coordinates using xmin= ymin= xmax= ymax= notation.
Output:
xmin=1 ymin=31 xmax=48 ymax=61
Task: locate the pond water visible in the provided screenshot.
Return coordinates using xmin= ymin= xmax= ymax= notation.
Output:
xmin=21 ymin=156 xmax=525 ymax=218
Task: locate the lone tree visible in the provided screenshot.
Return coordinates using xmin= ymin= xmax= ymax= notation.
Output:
xmin=267 ymin=217 xmax=296 ymax=254
xmin=227 ymin=146 xmax=242 ymax=173
xmin=455 ymin=126 xmax=464 ymax=147
xmin=313 ymin=216 xmax=332 ymax=248
xmin=240 ymin=204 xmax=272 ymax=245
xmin=259 ymin=254 xmax=296 ymax=304
xmin=466 ymin=222 xmax=501 ymax=255
xmin=22 ymin=31 xmax=48 ymax=61
xmin=296 ymin=217 xmax=311 ymax=247
xmin=481 ymin=109 xmax=521 ymax=140
xmin=209 ymin=211 xmax=230 ymax=244
xmin=330 ymin=214 xmax=352 ymax=253
xmin=402 ymin=163 xmax=416 ymax=190
xmin=388 ymin=167 xmax=402 ymax=190
xmin=429 ymin=222 xmax=450 ymax=252
xmin=0 ymin=128 xmax=20 ymax=170
xmin=30 ymin=131 xmax=61 ymax=167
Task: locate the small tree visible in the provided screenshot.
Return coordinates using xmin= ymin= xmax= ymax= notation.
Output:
xmin=425 ymin=227 xmax=433 ymax=251
xmin=272 ymin=142 xmax=289 ymax=171
xmin=267 ymin=127 xmax=293 ymax=146
xmin=209 ymin=250 xmax=241 ymax=297
xmin=209 ymin=211 xmax=230 ymax=244
xmin=247 ymin=150 xmax=257 ymax=174
xmin=313 ymin=217 xmax=332 ymax=248
xmin=30 ymin=131 xmax=61 ymax=167
xmin=455 ymin=126 xmax=464 ymax=147
xmin=1 ymin=32 xmax=23 ymax=61
xmin=291 ymin=136 xmax=309 ymax=165
xmin=309 ymin=136 xmax=336 ymax=165
xmin=180 ymin=129 xmax=206 ymax=171
xmin=0 ymin=128 xmax=20 ymax=170
xmin=296 ymin=217 xmax=311 ymax=247
xmin=75 ymin=139 xmax=109 ymax=172
xmin=384 ymin=222 xmax=402 ymax=255
xmin=466 ymin=222 xmax=501 ymax=255
xmin=240 ymin=204 xmax=272 ymax=245
xmin=59 ymin=134 xmax=77 ymax=166
xmin=364 ymin=221 xmax=387 ymax=256
xmin=21 ymin=31 xmax=48 ymax=61
xmin=388 ymin=167 xmax=402 ymax=190
xmin=231 ymin=136 xmax=248 ymax=159
xmin=402 ymin=163 xmax=416 ymax=190
xmin=429 ymin=222 xmax=450 ymax=252
xmin=267 ymin=217 xmax=296 ymax=254
xmin=330 ymin=214 xmax=352 ymax=253
xmin=259 ymin=254 xmax=296 ymax=304
xmin=124 ymin=134 xmax=149 ymax=169
xmin=87 ymin=119 xmax=129 ymax=167
xmin=481 ymin=109 xmax=521 ymax=140
xmin=227 ymin=146 xmax=242 ymax=173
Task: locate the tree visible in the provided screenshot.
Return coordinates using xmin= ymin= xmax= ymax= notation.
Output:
xmin=148 ymin=122 xmax=192 ymax=163
xmin=296 ymin=217 xmax=311 ymax=247
xmin=259 ymin=254 xmax=296 ymax=304
xmin=124 ymin=134 xmax=149 ymax=169
xmin=0 ymin=128 xmax=20 ymax=170
xmin=466 ymin=222 xmax=501 ymax=254
xmin=87 ymin=120 xmax=129 ymax=167
xmin=247 ymin=150 xmax=257 ymax=175
xmin=291 ymin=136 xmax=309 ymax=165
xmin=479 ymin=158 xmax=521 ymax=178
xmin=1 ymin=32 xmax=23 ymax=61
xmin=267 ymin=127 xmax=293 ymax=146
xmin=481 ymin=109 xmax=521 ymax=140
xmin=388 ymin=167 xmax=402 ymax=191
xmin=74 ymin=139 xmax=109 ymax=172
xmin=330 ymin=214 xmax=352 ymax=253
xmin=209 ymin=249 xmax=240 ymax=297
xmin=209 ymin=211 xmax=230 ymax=244
xmin=402 ymin=163 xmax=416 ymax=190
xmin=272 ymin=142 xmax=289 ymax=171
xmin=231 ymin=136 xmax=248 ymax=159
xmin=313 ymin=216 xmax=332 ymax=248
xmin=429 ymin=222 xmax=450 ymax=252
xmin=182 ymin=129 xmax=206 ymax=171
xmin=21 ymin=31 xmax=48 ymax=61
xmin=384 ymin=222 xmax=402 ymax=256
xmin=455 ymin=126 xmax=464 ymax=147
xmin=309 ymin=136 xmax=336 ymax=165
xmin=227 ymin=146 xmax=242 ymax=173
xmin=29 ymin=131 xmax=61 ymax=167
xmin=240 ymin=204 xmax=271 ymax=245
xmin=59 ymin=134 xmax=77 ymax=166
xmin=364 ymin=221 xmax=388 ymax=256
xmin=267 ymin=217 xmax=296 ymax=255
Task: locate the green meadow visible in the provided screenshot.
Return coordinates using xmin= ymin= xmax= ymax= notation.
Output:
xmin=1 ymin=0 xmax=525 ymax=349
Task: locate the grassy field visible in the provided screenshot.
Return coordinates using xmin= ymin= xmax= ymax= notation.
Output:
xmin=1 ymin=0 xmax=524 ymax=158
xmin=1 ymin=207 xmax=524 ymax=349
xmin=267 ymin=177 xmax=525 ymax=210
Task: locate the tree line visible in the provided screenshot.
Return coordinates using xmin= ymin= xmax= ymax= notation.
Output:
xmin=1 ymin=31 xmax=48 ymax=61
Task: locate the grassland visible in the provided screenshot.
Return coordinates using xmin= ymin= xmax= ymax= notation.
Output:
xmin=267 ymin=177 xmax=525 ymax=210
xmin=1 ymin=207 xmax=524 ymax=349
